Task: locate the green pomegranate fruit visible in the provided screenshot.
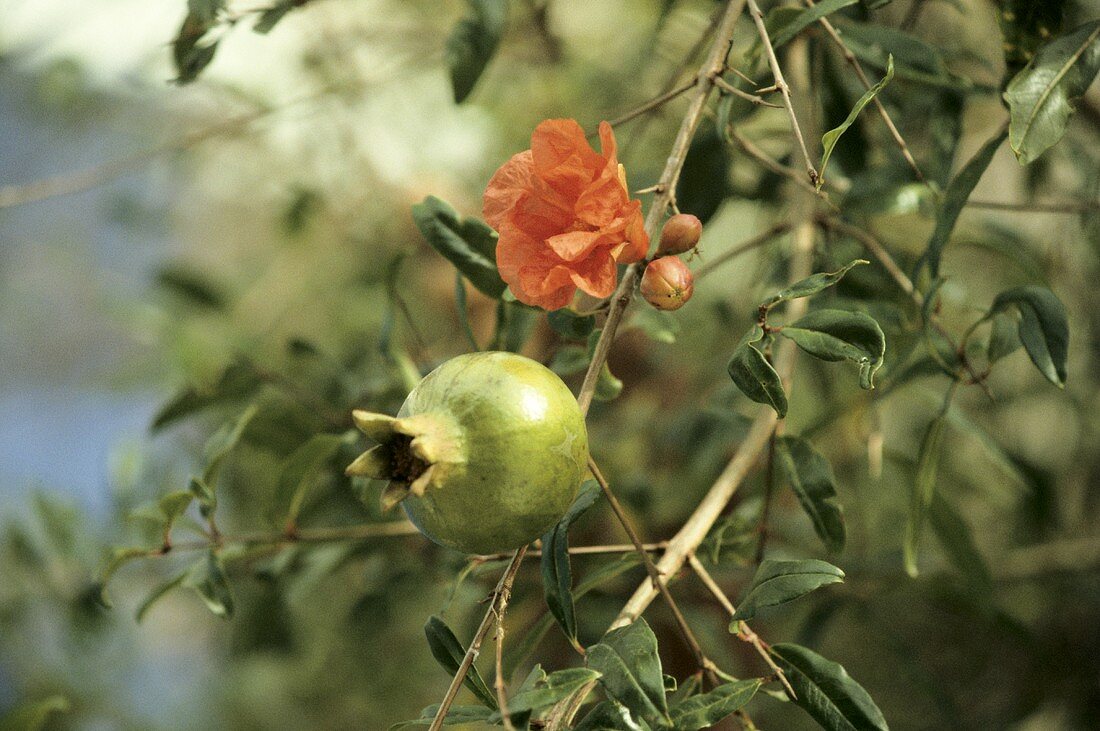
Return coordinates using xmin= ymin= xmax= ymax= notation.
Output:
xmin=345 ymin=351 xmax=589 ymax=554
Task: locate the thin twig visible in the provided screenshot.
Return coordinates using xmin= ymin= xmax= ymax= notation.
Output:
xmin=805 ymin=0 xmax=925 ymax=182
xmin=494 ymin=581 xmax=517 ymax=731
xmin=726 ymin=126 xmax=835 ymax=208
xmin=967 ymin=199 xmax=1100 ymax=214
xmin=588 ymin=456 xmax=718 ymax=682
xmin=576 ymin=0 xmax=747 ymax=416
xmin=745 ymin=0 xmax=819 ymax=186
xmin=687 ymin=553 xmax=797 ymax=702
xmin=429 ymin=547 xmax=527 ymax=731
xmin=695 ymin=222 xmax=791 ymax=279
xmin=597 ymin=79 xmax=699 ymax=133
xmin=713 ymin=77 xmax=783 ymax=108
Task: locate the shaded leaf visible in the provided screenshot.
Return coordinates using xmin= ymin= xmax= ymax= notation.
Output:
xmin=627 ymin=308 xmax=679 ymax=344
xmin=990 ymin=285 xmax=1069 ymax=387
xmin=446 ymin=0 xmax=507 ymax=103
xmin=152 ymin=361 xmax=261 ymax=431
xmin=779 ymin=309 xmax=886 ymax=389
xmin=172 ymin=11 xmax=220 ymax=84
xmin=771 ymin=0 xmax=859 ymax=50
xmin=728 ymin=326 xmax=787 ymax=418
xmin=998 ymin=0 xmax=1066 ymax=77
xmin=771 ymin=643 xmax=889 ymax=731
xmin=669 ymin=679 xmax=763 ymax=731
xmin=925 ymin=127 xmax=1007 ymax=277
xmin=677 ymin=125 xmax=732 ymax=224
xmin=763 ymin=260 xmax=868 ymax=308
xmin=574 ymin=701 xmax=645 ymax=731
xmin=155 ymin=265 xmax=226 ymax=309
xmin=424 ymin=615 xmax=498 ymax=709
xmin=819 ymin=56 xmax=894 ymax=188
xmin=904 ymin=409 xmax=950 ymax=577
xmin=733 ymin=559 xmax=845 ymax=621
xmin=775 ymin=436 xmax=846 ymax=553
xmin=497 ymin=668 xmax=602 ymax=718
xmin=1004 ymin=21 xmax=1100 ymax=165
xmin=929 ymin=493 xmax=993 ymax=592
xmin=184 ymin=550 xmax=234 ymax=618
xmin=97 ymin=547 xmax=151 ymax=607
xmin=390 ymin=705 xmax=494 ymax=729
xmin=135 ymin=571 xmax=189 ymax=623
xmin=454 ymin=273 xmax=481 ymax=351
xmin=0 ymin=695 xmax=70 ymax=731
xmin=986 ymin=311 xmax=1022 ymax=364
xmin=254 ymin=0 xmax=309 ymax=34
xmin=276 ymin=433 xmax=344 ymax=526
xmin=541 ymin=481 xmax=601 ymax=644
xmin=411 ymin=196 xmax=506 ymax=298
xmin=586 ymin=619 xmax=670 ymax=727
xmin=838 ymin=22 xmax=978 ymax=90
xmin=549 ymin=308 xmax=596 ymax=340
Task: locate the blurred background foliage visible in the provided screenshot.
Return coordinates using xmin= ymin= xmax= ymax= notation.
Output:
xmin=1 ymin=0 xmax=1099 ymax=728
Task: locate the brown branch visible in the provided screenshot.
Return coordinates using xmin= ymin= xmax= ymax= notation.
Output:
xmin=597 ymin=80 xmax=699 ymax=133
xmin=745 ymin=0 xmax=819 ymax=186
xmin=588 ymin=456 xmax=718 ymax=682
xmin=576 ymin=0 xmax=747 ymax=416
xmin=804 ymin=0 xmax=926 ymax=183
xmin=713 ymin=77 xmax=783 ymax=108
xmin=725 ymin=126 xmax=836 ymax=208
xmin=687 ymin=553 xmax=797 ymax=701
xmin=695 ymin=222 xmax=791 ymax=279
xmin=494 ymin=578 xmax=518 ymax=731
xmin=429 ymin=547 xmax=527 ymax=731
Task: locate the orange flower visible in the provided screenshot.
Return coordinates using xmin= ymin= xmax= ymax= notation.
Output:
xmin=483 ymin=119 xmax=649 ymax=311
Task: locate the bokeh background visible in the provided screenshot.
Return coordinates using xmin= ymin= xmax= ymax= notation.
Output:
xmin=2 ymin=0 xmax=1100 ymax=728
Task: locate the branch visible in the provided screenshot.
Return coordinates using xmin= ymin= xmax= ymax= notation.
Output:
xmin=576 ymin=0 xmax=748 ymax=416
xmin=804 ymin=0 xmax=925 ymax=182
xmin=687 ymin=553 xmax=796 ymax=701
xmin=429 ymin=547 xmax=527 ymax=731
xmin=745 ymin=0 xmax=819 ymax=186
xmin=695 ymin=222 xmax=791 ymax=279
xmin=596 ymin=79 xmax=699 ymax=134
xmin=967 ymin=199 xmax=1100 ymax=214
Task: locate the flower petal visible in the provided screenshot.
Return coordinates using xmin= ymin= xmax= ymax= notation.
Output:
xmin=568 ymin=251 xmax=617 ymax=298
xmin=483 ymin=151 xmax=535 ymax=229
xmin=546 ymin=230 xmax=603 ymax=262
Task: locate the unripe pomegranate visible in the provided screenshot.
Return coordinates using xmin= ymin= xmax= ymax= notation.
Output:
xmin=640 ymin=256 xmax=695 ymax=311
xmin=346 ymin=352 xmax=589 ymax=554
xmin=657 ymin=213 xmax=702 ymax=256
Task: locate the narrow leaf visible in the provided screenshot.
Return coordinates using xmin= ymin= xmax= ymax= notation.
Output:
xmin=411 ymin=196 xmax=506 ymax=298
xmin=135 ymin=571 xmax=189 ymax=623
xmin=541 ymin=481 xmax=601 ymax=643
xmin=926 ymin=128 xmax=1008 ymax=277
xmin=728 ymin=327 xmax=787 ymax=417
xmin=548 ymin=308 xmax=596 ymax=340
xmin=819 ymin=56 xmax=894 ymax=188
xmin=771 ymin=0 xmax=859 ymax=50
xmin=929 ymin=493 xmax=993 ymax=592
xmin=733 ymin=559 xmax=845 ymax=622
xmin=771 ymin=643 xmax=889 ymax=731
xmin=454 ymin=272 xmax=481 ymax=351
xmin=390 ymin=705 xmax=494 ymax=729
xmin=1004 ymin=20 xmax=1100 ymax=165
xmin=775 ymin=436 xmax=846 ymax=553
xmin=904 ymin=410 xmax=950 ymax=577
xmin=446 ymin=0 xmax=507 ymax=103
xmin=990 ymin=285 xmax=1069 ymax=387
xmin=763 ymin=260 xmax=869 ymax=308
xmin=586 ymin=618 xmax=670 ymax=727
xmin=495 ymin=668 xmax=602 ymax=717
xmin=669 ymin=679 xmax=763 ymax=731
xmin=277 ymin=433 xmax=344 ymax=526
xmin=574 ymin=701 xmax=645 ymax=731
xmin=183 ymin=550 xmax=234 ymax=618
xmin=423 ymin=615 xmax=498 ymax=709
xmin=0 ymin=695 xmax=70 ymax=731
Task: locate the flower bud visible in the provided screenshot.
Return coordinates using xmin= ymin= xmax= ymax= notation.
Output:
xmin=640 ymin=256 xmax=695 ymax=311
xmin=657 ymin=213 xmax=702 ymax=256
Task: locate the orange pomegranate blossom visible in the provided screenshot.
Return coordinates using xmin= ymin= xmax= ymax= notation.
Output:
xmin=483 ymin=119 xmax=649 ymax=311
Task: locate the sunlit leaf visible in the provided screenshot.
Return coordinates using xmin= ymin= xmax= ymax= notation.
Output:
xmin=771 ymin=643 xmax=889 ymax=731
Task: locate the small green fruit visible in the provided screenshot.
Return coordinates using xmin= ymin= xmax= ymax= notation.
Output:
xmin=346 ymin=352 xmax=589 ymax=554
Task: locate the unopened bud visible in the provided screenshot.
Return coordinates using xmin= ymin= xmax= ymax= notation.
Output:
xmin=640 ymin=256 xmax=695 ymax=311
xmin=657 ymin=213 xmax=702 ymax=256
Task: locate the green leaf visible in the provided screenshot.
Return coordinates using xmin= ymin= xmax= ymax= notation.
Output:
xmin=135 ymin=571 xmax=189 ymax=623
xmin=253 ymin=0 xmax=305 ymax=34
xmin=541 ymin=481 xmax=601 ymax=644
xmin=172 ymin=11 xmax=220 ymax=84
xmin=775 ymin=436 xmax=847 ymax=553
xmin=446 ymin=0 xmax=507 ymax=103
xmin=550 ymin=345 xmax=590 ymax=377
xmin=676 ymin=125 xmax=732 ymax=224
xmin=454 ymin=273 xmax=481 ymax=351
xmin=411 ymin=196 xmax=506 ymax=298
xmin=423 ymin=615 xmax=498 ymax=709
xmin=390 ymin=705 xmax=494 ymax=729
xmin=819 ymin=56 xmax=894 ymax=188
xmin=500 ymin=300 xmax=538 ymax=352
xmin=184 ymin=550 xmax=234 ymax=618
xmin=728 ymin=327 xmax=787 ymax=418
xmin=770 ymin=0 xmax=858 ymax=50
xmin=904 ymin=409 xmax=950 ymax=577
xmin=998 ymin=0 xmax=1066 ymax=77
xmin=152 ymin=360 xmax=261 ymax=431
xmin=158 ymin=490 xmax=194 ymax=526
xmin=986 ymin=311 xmax=1022 ymax=365
xmin=155 ymin=265 xmax=226 ymax=310
xmin=496 ymin=668 xmax=602 ymax=718
xmin=97 ymin=547 xmax=151 ymax=607
xmin=733 ymin=559 xmax=845 ymax=622
xmin=191 ymin=405 xmax=259 ymax=519
xmin=771 ymin=643 xmax=889 ymax=731
xmin=0 ymin=695 xmax=70 ymax=731
xmin=779 ymin=309 xmax=886 ymax=389
xmin=990 ymin=285 xmax=1069 ymax=387
xmin=929 ymin=493 xmax=992 ymax=592
xmin=837 ymin=21 xmax=978 ymax=90
xmin=1004 ymin=20 xmax=1100 ymax=165
xmin=668 ymin=679 xmax=763 ymax=731
xmin=925 ymin=127 xmax=1007 ymax=277
xmin=586 ymin=618 xmax=670 ymax=727
xmin=276 ymin=433 xmax=344 ymax=526
xmin=574 ymin=701 xmax=645 ymax=731
xmin=762 ymin=260 xmax=869 ymax=308
xmin=549 ymin=308 xmax=596 ymax=340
